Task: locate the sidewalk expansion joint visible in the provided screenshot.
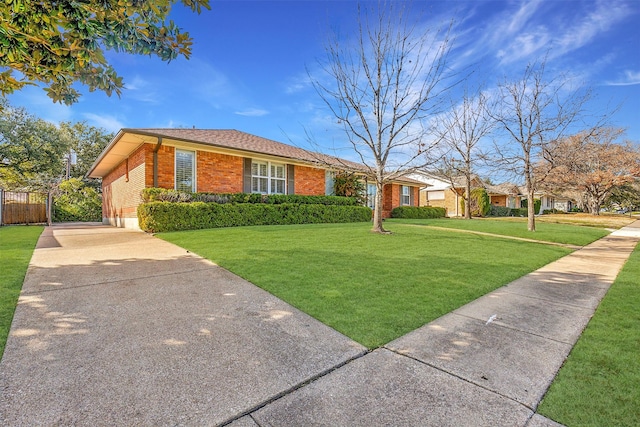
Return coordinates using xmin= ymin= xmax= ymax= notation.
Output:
xmin=500 ymin=287 xmax=609 ymax=310
xmin=383 ymin=346 xmax=536 ymax=412
xmin=20 ymin=266 xmax=220 ymax=295
xmin=217 ymin=349 xmax=370 ymax=427
xmin=452 ymin=311 xmax=579 ymax=346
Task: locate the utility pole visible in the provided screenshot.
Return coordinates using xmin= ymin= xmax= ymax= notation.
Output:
xmin=65 ymin=149 xmax=77 ymax=180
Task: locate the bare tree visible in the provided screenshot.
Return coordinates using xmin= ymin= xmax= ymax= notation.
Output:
xmin=311 ymin=3 xmax=455 ymax=233
xmin=491 ymin=59 xmax=592 ymax=231
xmin=539 ymin=128 xmax=640 ymax=214
xmin=435 ymin=88 xmax=494 ymax=219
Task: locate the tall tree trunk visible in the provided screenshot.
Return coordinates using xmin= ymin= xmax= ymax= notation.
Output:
xmin=527 ymin=190 xmax=536 ymax=231
xmin=591 ymin=197 xmax=601 ymax=215
xmin=371 ymin=181 xmax=387 ymax=233
xmin=464 ymin=174 xmax=471 ymax=220
xmin=524 ymin=150 xmax=536 ymax=231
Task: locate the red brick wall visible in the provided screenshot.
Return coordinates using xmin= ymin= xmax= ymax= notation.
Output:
xmin=155 ymin=145 xmax=175 ymax=189
xmin=144 ymin=146 xmax=154 ymax=187
xmin=197 ymin=151 xmax=244 ymax=193
xmin=101 ymin=143 xmax=335 ymax=228
xmin=141 ymin=143 xmax=175 ymax=188
xmin=382 ymin=184 xmax=398 ymax=218
xmin=380 ymin=184 xmax=419 ymax=217
xmin=294 ymin=165 xmax=325 ymax=195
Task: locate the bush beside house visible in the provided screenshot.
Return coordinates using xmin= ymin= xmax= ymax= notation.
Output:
xmin=138 ymin=188 xmax=372 ymax=232
xmin=390 ymin=206 xmax=446 ymax=219
xmin=489 ymin=206 xmax=528 ymax=217
xmin=521 ymin=198 xmax=542 ymax=214
xmin=141 ymin=188 xmax=359 ymax=206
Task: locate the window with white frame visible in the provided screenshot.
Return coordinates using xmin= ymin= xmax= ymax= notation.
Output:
xmin=271 ymin=163 xmax=286 ymax=194
xmin=401 ymin=185 xmax=411 ymax=205
xmin=251 ymin=161 xmax=286 ymax=194
xmin=175 ymin=149 xmax=195 ymax=192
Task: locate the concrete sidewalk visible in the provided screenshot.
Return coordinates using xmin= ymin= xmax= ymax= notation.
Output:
xmin=1 ymin=221 xmax=639 ymax=426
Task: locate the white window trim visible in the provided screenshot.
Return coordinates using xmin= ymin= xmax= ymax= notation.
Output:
xmin=251 ymin=160 xmax=286 ymax=194
xmin=175 ymin=149 xmax=196 ymax=192
xmin=401 ymin=185 xmax=411 ymax=206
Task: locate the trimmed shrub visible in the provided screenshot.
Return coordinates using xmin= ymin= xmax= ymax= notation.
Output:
xmin=140 ymin=188 xmax=358 ymax=206
xmin=489 ymin=205 xmax=511 ymax=217
xmin=543 ymin=208 xmax=566 ymax=214
xmin=521 ymin=198 xmax=541 ymax=214
xmin=390 ymin=206 xmax=446 ymax=219
xmin=137 ymin=202 xmax=373 ymax=232
xmin=488 ymin=206 xmax=528 ymax=217
xmin=510 ymin=208 xmax=528 ymax=217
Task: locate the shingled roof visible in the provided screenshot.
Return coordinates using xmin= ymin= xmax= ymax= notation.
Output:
xmin=139 ymin=129 xmax=360 ymax=166
xmin=88 ymin=128 xmax=365 ymax=178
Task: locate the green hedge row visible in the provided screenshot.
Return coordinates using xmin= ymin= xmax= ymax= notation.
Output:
xmin=488 ymin=206 xmax=528 ymax=217
xmin=141 ymin=188 xmax=358 ymax=206
xmin=138 ymin=202 xmax=373 ymax=232
xmin=390 ymin=206 xmax=446 ymax=219
xmin=521 ymin=198 xmax=542 ymax=214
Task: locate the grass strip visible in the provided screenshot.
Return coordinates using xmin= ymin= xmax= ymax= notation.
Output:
xmin=0 ymin=225 xmax=43 ymax=358
xmin=160 ymin=222 xmax=571 ymax=348
xmin=537 ymin=241 xmax=640 ymax=427
xmin=390 ymin=218 xmax=609 ymax=246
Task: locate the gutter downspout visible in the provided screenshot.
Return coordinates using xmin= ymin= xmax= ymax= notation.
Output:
xmin=153 ymin=137 xmax=163 ymax=187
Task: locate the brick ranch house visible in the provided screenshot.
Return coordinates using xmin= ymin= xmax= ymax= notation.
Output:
xmin=87 ymin=129 xmax=422 ymax=229
xmin=408 ymin=171 xmax=522 ymax=216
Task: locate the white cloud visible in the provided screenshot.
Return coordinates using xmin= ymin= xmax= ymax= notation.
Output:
xmin=284 ymin=73 xmax=313 ymax=94
xmin=82 ymin=113 xmax=126 ymax=132
xmin=234 ymin=108 xmax=269 ymax=117
xmin=605 ymin=70 xmax=640 ymax=86
xmin=467 ymin=0 xmax=631 ymax=67
xmin=551 ymin=0 xmax=630 ymax=57
xmin=122 ymin=76 xmax=162 ymax=104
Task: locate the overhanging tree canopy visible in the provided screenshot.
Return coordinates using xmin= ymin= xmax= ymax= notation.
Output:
xmin=0 ymin=0 xmax=210 ymax=104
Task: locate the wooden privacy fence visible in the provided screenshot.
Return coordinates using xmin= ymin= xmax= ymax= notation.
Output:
xmin=0 ymin=189 xmax=50 ymax=225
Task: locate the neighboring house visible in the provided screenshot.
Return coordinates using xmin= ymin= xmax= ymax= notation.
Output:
xmin=519 ymin=187 xmax=576 ymax=213
xmin=87 ymin=129 xmax=421 ymax=229
xmin=408 ymin=171 xmax=487 ymax=217
xmin=537 ymin=192 xmax=575 ymax=213
xmin=408 ymin=171 xmax=525 ymax=216
xmin=485 ymin=183 xmax=522 ymax=209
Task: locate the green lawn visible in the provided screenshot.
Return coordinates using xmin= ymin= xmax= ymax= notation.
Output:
xmin=160 ymin=221 xmax=573 ymax=348
xmin=0 ymin=225 xmax=43 ymax=358
xmin=391 ymin=218 xmax=610 ymax=246
xmin=537 ymin=241 xmax=640 ymax=427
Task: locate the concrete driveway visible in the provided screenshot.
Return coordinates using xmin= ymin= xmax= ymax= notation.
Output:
xmin=2 ymin=221 xmax=639 ymax=426
xmin=0 ymin=223 xmax=365 ymax=426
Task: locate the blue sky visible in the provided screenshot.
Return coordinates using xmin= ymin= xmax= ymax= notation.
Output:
xmin=7 ymin=0 xmax=640 ymax=156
